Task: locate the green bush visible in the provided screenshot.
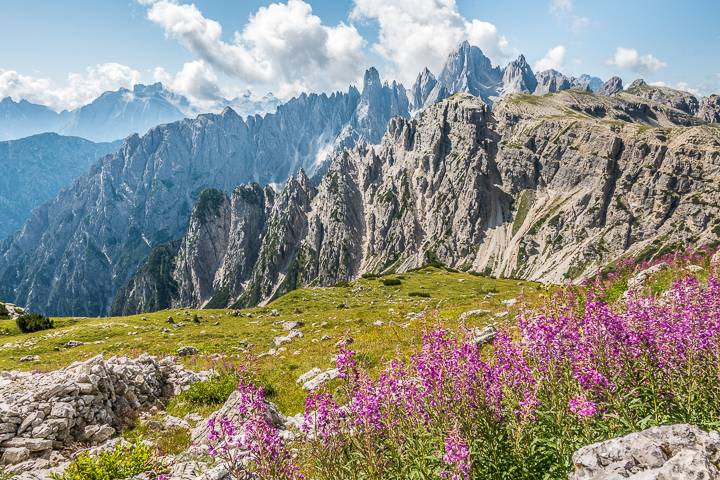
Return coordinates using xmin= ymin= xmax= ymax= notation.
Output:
xmin=50 ymin=440 xmax=168 ymax=480
xmin=179 ymin=372 xmax=240 ymax=406
xmin=382 ymin=278 xmax=402 ymax=286
xmin=16 ymin=314 xmax=54 ymax=333
xmin=332 ymin=281 xmax=351 ymax=288
xmin=0 ymin=303 xmax=8 ymax=319
xmin=408 ymin=291 xmax=430 ymax=298
xmin=361 ymin=273 xmax=379 ymax=279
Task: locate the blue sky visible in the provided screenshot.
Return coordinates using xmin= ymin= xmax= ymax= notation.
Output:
xmin=0 ymin=0 xmax=717 ymax=111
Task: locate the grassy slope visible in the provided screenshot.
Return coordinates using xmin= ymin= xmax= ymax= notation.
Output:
xmin=0 ymin=267 xmax=553 ymax=414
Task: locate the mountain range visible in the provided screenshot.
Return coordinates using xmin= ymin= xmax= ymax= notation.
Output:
xmin=0 ymin=83 xmax=281 ymax=143
xmin=1 ymin=41 xmax=719 ymax=317
xmin=0 ymin=133 xmax=123 ymax=239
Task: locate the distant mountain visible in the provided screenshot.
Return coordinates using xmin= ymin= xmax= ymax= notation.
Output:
xmin=578 ymin=74 xmax=604 ymax=92
xmin=60 ymin=84 xmax=185 ymax=142
xmin=0 ymin=133 xmax=123 ymax=238
xmin=222 ymin=92 xmax=281 ymax=118
xmin=0 ymin=98 xmax=70 ymax=140
xmin=0 ymin=83 xmax=282 ymax=143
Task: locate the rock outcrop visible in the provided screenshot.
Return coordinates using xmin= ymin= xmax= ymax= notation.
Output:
xmin=699 ymin=95 xmax=720 ymax=124
xmin=408 ymin=68 xmax=450 ymax=116
xmin=533 ymin=70 xmax=591 ymax=95
xmin=500 ymin=55 xmax=538 ymax=96
xmin=0 ymin=353 xmax=210 ymax=468
xmin=597 ymin=76 xmax=624 ymax=96
xmin=0 ymin=301 xmax=25 ymax=320
xmin=569 ymin=424 xmax=720 ymax=479
xmin=623 ymin=84 xmax=700 ymax=116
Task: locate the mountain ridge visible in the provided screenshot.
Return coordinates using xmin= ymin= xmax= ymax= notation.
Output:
xmin=111 ymin=89 xmax=720 ymax=314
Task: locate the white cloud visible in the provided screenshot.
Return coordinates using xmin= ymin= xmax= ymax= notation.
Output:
xmin=648 ymin=81 xmax=666 ymax=87
xmin=608 ymin=47 xmax=667 ymax=75
xmin=0 ymin=63 xmax=141 ymax=111
xmin=141 ymin=0 xmax=367 ymax=99
xmin=571 ymin=16 xmax=590 ymax=34
xmin=534 ymin=46 xmax=566 ymax=73
xmin=550 ymin=0 xmax=574 ymax=17
xmin=350 ymin=0 xmax=512 ymax=85
xmin=154 ymin=60 xmax=224 ymax=110
xmin=675 ymin=82 xmax=700 ymax=96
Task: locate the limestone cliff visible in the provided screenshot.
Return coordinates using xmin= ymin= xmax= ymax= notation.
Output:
xmin=116 ymin=89 xmax=720 ymax=313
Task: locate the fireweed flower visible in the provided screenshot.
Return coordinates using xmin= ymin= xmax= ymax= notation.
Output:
xmin=569 ymin=395 xmax=598 ymax=418
xmin=441 ymin=425 xmax=471 ymax=480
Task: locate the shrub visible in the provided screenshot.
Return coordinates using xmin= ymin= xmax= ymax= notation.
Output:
xmin=50 ymin=440 xmax=168 ymax=480
xmin=0 ymin=303 xmax=8 ymax=319
xmin=192 ymin=314 xmax=200 ymax=323
xmin=16 ymin=314 xmax=54 ymax=333
xmin=382 ymin=278 xmax=402 ymax=286
xmin=408 ymin=291 xmax=430 ymax=298
xmin=332 ymin=281 xmax=351 ymax=288
xmin=180 ymin=371 xmax=240 ymax=406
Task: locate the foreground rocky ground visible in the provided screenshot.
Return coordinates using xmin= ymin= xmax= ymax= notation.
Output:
xmin=0 ymin=353 xmax=211 ymax=477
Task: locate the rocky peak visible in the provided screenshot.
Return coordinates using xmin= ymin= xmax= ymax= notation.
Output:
xmin=698 ymin=95 xmax=720 ymax=124
xmin=501 ymin=54 xmax=538 ymax=95
xmin=362 ymin=67 xmax=382 ymax=93
xmin=533 ymin=70 xmax=590 ymax=95
xmin=597 ymin=76 xmax=624 ymax=96
xmin=439 ymin=41 xmax=503 ymax=104
xmin=628 ymin=78 xmax=647 ymax=89
xmin=578 ymin=74 xmax=604 ymax=92
xmin=533 ymin=70 xmax=569 ymax=95
xmin=408 ymin=68 xmax=450 ymax=116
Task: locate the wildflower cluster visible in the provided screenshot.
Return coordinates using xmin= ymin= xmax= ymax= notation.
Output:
xmin=207 ymin=252 xmax=720 ymax=480
xmin=298 ymin=262 xmax=720 ymax=479
xmin=207 ymin=377 xmax=303 ymax=480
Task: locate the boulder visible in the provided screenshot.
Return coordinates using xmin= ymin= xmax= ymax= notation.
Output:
xmin=282 ymin=321 xmax=304 ymax=330
xmin=569 ymin=424 xmax=720 ymax=479
xmin=302 ymin=369 xmax=340 ymax=391
xmin=470 ymin=325 xmax=497 ymax=347
xmin=190 ymin=391 xmax=287 ymax=446
xmin=0 ymin=437 xmax=52 ymax=452
xmin=177 ymin=346 xmax=199 ymax=357
xmin=335 ymin=336 xmax=353 ymax=348
xmin=296 ymin=368 xmax=322 ymax=385
xmin=164 ymin=415 xmax=191 ymax=429
xmin=627 ymin=262 xmax=670 ymax=289
xmin=2 ymin=447 xmax=30 ymax=465
xmin=288 ymin=329 xmax=304 ymax=339
xmin=273 ymin=336 xmax=292 ymax=347
xmin=63 ymin=340 xmax=84 ymax=349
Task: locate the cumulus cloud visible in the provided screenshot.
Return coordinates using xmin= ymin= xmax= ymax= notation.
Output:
xmin=0 ymin=63 xmax=141 ymax=111
xmin=350 ymin=0 xmax=512 ymax=85
xmin=140 ymin=0 xmax=367 ymax=99
xmin=533 ymin=46 xmax=566 ymax=73
xmin=608 ymin=47 xmax=667 ymax=75
xmin=154 ymin=60 xmax=224 ymax=110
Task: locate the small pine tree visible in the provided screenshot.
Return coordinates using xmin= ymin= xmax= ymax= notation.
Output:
xmin=16 ymin=314 xmax=54 ymax=333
